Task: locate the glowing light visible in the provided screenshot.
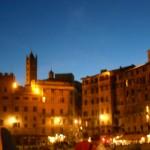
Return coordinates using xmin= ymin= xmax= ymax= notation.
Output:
xmin=7 ymin=116 xmax=17 ymax=125
xmin=33 ymin=87 xmax=40 ymax=94
xmin=58 ymin=134 xmax=66 ymax=142
xmin=12 ymin=82 xmax=18 ymax=89
xmin=147 ymin=134 xmax=150 ymax=143
xmin=125 ymin=80 xmax=128 ymax=87
xmin=139 ymin=137 xmax=146 ymax=144
xmin=31 ymin=82 xmax=40 ymax=95
xmin=88 ymin=137 xmax=91 ymax=142
xmin=80 ymin=126 xmax=83 ymax=130
xmin=42 ymin=96 xmax=46 ymax=103
xmin=48 ymin=136 xmax=56 ymax=143
xmin=74 ymin=119 xmax=78 ymax=125
xmin=99 ymin=114 xmax=109 ymax=122
xmin=146 ymin=105 xmax=149 ymax=113
xmin=146 ymin=114 xmax=149 ymax=122
xmin=85 ymin=121 xmax=88 ymax=127
xmin=54 ymin=117 xmax=62 ymax=125
xmin=102 ymin=71 xmax=110 ymax=76
xmin=48 ymin=134 xmax=66 ymax=143
xmin=101 ymin=137 xmax=106 ymax=143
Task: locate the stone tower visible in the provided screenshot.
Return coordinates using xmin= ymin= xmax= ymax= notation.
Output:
xmin=26 ymin=51 xmax=37 ymax=85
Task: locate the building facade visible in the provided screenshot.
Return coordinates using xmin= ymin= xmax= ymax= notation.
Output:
xmin=82 ymin=50 xmax=150 ymax=140
xmin=82 ymin=70 xmax=116 ymax=136
xmin=1 ymin=50 xmax=150 ymax=145
xmin=0 ymin=52 xmax=81 ymax=146
xmin=115 ymin=57 xmax=150 ymax=136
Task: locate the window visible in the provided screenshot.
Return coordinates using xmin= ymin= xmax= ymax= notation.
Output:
xmin=85 ymin=80 xmax=88 ymax=84
xmin=13 ymin=123 xmax=20 ymax=128
xmin=24 ymin=116 xmax=28 ymax=121
xmin=70 ymin=98 xmax=73 ymax=104
xmin=101 ymin=97 xmax=104 ymax=102
xmin=96 ymin=98 xmax=99 ymax=104
xmin=60 ymin=97 xmax=64 ymax=103
xmin=42 ymin=128 xmax=45 ymax=134
xmin=105 ymin=97 xmax=109 ymax=102
xmin=84 ymin=100 xmax=88 ymax=105
xmin=91 ymin=110 xmax=94 ymax=116
xmin=145 ymin=94 xmax=148 ymax=101
xmin=60 ymin=109 xmax=63 ymax=115
xmin=91 ymin=99 xmax=94 ymax=105
xmin=96 ymin=88 xmax=98 ymax=93
xmin=0 ymin=119 xmax=3 ymax=126
xmin=84 ymin=90 xmax=87 ymax=95
xmin=91 ymin=88 xmax=94 ymax=94
xmin=51 ymin=109 xmax=55 ymax=115
xmin=106 ymin=107 xmax=109 ymax=113
xmin=33 ymin=116 xmax=37 ymax=121
xmin=14 ymin=106 xmax=19 ymax=112
xmin=15 ymin=96 xmax=20 ymax=100
xmin=42 ymin=119 xmax=45 ymax=124
xmin=24 ymin=106 xmax=28 ymax=112
xmin=24 ymin=124 xmax=28 ymax=128
xmin=3 ymin=88 xmax=7 ymax=92
xmin=33 ymin=106 xmax=37 ymax=112
xmin=101 ymin=108 xmax=104 ymax=114
xmin=33 ymin=124 xmax=36 ymax=128
xmin=70 ymin=91 xmax=73 ymax=96
xmin=83 ymin=111 xmax=88 ymax=116
xmin=32 ymin=97 xmax=38 ymax=100
xmin=42 ymin=108 xmax=46 ymax=114
xmin=24 ymin=97 xmax=29 ymax=100
xmin=51 ymin=119 xmax=54 ymax=125
xmin=3 ymin=106 xmax=7 ymax=112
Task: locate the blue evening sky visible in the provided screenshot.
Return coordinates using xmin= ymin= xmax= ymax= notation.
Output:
xmin=0 ymin=0 xmax=150 ymax=84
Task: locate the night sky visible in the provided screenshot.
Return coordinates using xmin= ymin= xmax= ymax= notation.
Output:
xmin=0 ymin=0 xmax=150 ymax=84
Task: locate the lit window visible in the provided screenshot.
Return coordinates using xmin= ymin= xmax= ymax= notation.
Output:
xmin=0 ymin=119 xmax=3 ymax=126
xmin=24 ymin=124 xmax=28 ymax=128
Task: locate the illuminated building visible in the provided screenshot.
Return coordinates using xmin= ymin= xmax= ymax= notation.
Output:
xmin=115 ymin=50 xmax=150 ymax=137
xmin=0 ymin=52 xmax=81 ymax=146
xmin=82 ymin=50 xmax=150 ymax=139
xmin=2 ymin=50 xmax=150 ymax=144
xmin=82 ymin=70 xmax=116 ymax=136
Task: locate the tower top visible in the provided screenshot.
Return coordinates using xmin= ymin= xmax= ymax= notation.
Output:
xmin=27 ymin=51 xmax=37 ymax=59
xmin=25 ymin=51 xmax=37 ymax=85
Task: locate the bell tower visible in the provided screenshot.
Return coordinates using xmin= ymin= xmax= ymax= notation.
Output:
xmin=26 ymin=51 xmax=37 ymax=85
